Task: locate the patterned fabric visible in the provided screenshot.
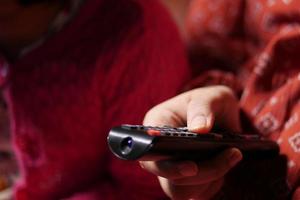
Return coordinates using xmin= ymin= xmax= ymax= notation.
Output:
xmin=185 ymin=0 xmax=300 ymax=198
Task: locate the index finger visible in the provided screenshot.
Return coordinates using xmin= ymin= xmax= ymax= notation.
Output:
xmin=140 ymin=148 xmax=242 ymax=184
xmin=143 ymin=92 xmax=191 ymax=127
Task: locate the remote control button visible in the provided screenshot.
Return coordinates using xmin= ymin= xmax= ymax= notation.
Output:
xmin=241 ymin=134 xmax=261 ymax=140
xmin=176 ymin=127 xmax=189 ymax=131
xmin=122 ymin=124 xmax=143 ymax=130
xmin=195 ymin=133 xmax=221 ymax=139
xmin=162 ymin=125 xmax=173 ymax=129
xmin=147 ymin=129 xmax=161 ymax=136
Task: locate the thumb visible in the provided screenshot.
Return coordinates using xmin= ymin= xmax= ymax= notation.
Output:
xmin=187 ymin=86 xmax=241 ymax=133
xmin=187 ymin=99 xmax=215 ymax=133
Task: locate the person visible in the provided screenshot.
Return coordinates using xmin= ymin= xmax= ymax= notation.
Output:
xmin=0 ymin=0 xmax=191 ymax=199
xmin=141 ymin=0 xmax=300 ymax=199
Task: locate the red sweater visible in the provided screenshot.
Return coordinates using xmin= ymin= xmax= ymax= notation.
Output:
xmin=1 ymin=0 xmax=189 ymax=199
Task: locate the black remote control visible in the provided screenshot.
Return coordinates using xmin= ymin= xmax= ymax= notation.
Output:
xmin=107 ymin=125 xmax=280 ymax=161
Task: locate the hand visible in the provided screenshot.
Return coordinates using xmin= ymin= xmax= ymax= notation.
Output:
xmin=141 ymin=86 xmax=243 ymax=200
xmin=144 ymin=85 xmax=241 ymax=133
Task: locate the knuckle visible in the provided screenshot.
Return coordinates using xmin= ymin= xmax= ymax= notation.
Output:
xmin=143 ymin=107 xmax=163 ymax=126
xmin=216 ymin=86 xmax=235 ymax=98
xmin=194 ymin=85 xmax=236 ymax=105
xmin=143 ymin=108 xmax=156 ymax=121
xmin=215 ymin=85 xmax=231 ymax=93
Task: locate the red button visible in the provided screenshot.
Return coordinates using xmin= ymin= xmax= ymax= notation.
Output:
xmin=147 ymin=129 xmax=161 ymax=136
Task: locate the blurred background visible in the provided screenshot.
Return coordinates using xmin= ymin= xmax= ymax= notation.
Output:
xmin=0 ymin=95 xmax=18 ymax=199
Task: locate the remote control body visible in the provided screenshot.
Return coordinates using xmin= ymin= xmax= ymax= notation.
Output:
xmin=107 ymin=125 xmax=279 ymax=161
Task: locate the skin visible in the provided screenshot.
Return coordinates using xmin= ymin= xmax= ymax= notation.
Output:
xmin=0 ymin=2 xmax=243 ymax=199
xmin=141 ymin=85 xmax=243 ymax=200
xmin=0 ymin=0 xmax=63 ymax=59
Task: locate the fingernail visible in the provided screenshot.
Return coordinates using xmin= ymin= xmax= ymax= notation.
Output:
xmin=177 ymin=161 xmax=198 ymax=177
xmin=228 ymin=149 xmax=242 ymax=167
xmin=189 ymin=115 xmax=207 ymax=131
